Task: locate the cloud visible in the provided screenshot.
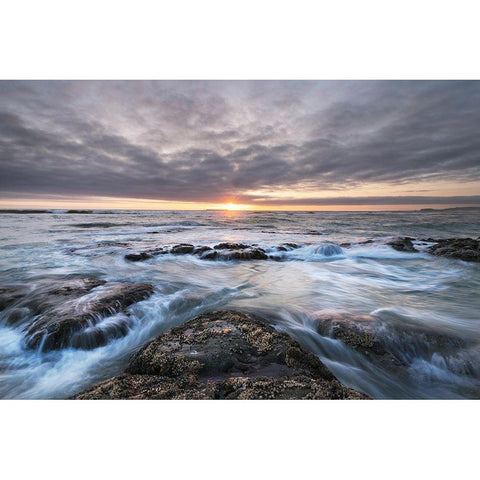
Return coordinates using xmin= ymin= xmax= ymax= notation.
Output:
xmin=1 ymin=81 xmax=479 ymax=205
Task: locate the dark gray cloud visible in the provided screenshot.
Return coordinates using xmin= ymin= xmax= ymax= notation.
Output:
xmin=1 ymin=80 xmax=479 ymax=206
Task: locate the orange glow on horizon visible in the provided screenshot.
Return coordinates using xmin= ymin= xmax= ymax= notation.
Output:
xmin=0 ymin=196 xmax=477 ymax=212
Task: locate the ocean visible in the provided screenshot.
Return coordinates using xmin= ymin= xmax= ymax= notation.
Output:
xmin=0 ymin=209 xmax=479 ymax=399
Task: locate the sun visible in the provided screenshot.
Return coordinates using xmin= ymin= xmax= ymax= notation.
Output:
xmin=223 ymin=202 xmax=248 ymax=211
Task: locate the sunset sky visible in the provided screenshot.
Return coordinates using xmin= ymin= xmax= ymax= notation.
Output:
xmin=1 ymin=80 xmax=479 ymax=211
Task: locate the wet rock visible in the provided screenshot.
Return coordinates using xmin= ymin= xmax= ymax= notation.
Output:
xmin=192 ymin=246 xmax=213 ymax=255
xmin=313 ymin=311 xmax=471 ymax=374
xmin=201 ymin=250 xmax=219 ymax=260
xmin=314 ymin=313 xmax=389 ymax=357
xmin=20 ymin=280 xmax=154 ymax=351
xmin=214 ymin=242 xmax=251 ymax=250
xmin=171 ymin=244 xmax=195 ymax=254
xmin=427 ymin=238 xmax=480 ymax=262
xmin=8 ymin=278 xmax=107 ymax=319
xmin=222 ymin=248 xmax=268 ymax=260
xmin=277 ymin=243 xmax=299 ymax=251
xmin=125 ymin=252 xmax=153 ymax=262
xmin=73 ymin=310 xmax=368 ymax=399
xmin=124 ymin=248 xmax=166 ymax=261
xmin=387 ymin=237 xmax=417 ymax=252
xmin=0 ymin=285 xmax=30 ymax=311
xmin=200 ymin=246 xmax=268 ymax=261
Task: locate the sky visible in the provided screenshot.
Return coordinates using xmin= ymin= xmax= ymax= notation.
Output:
xmin=1 ymin=80 xmax=479 ymax=211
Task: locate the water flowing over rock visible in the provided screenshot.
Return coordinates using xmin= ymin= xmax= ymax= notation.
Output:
xmin=427 ymin=238 xmax=480 ymax=262
xmin=314 ymin=244 xmax=344 ymax=256
xmin=125 ymin=252 xmax=154 ymax=262
xmin=73 ymin=310 xmax=368 ymax=399
xmin=313 ymin=312 xmax=475 ymax=377
xmin=387 ymin=237 xmax=418 ymax=252
xmin=4 ymin=278 xmax=155 ymax=351
xmin=124 ymin=243 xmax=275 ymax=262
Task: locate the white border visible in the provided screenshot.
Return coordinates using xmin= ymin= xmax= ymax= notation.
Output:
xmin=1 ymin=400 xmax=478 ymax=480
xmin=2 ymin=0 xmax=480 ymax=79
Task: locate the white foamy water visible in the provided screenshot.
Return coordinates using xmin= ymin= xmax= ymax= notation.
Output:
xmin=0 ymin=209 xmax=479 ymax=398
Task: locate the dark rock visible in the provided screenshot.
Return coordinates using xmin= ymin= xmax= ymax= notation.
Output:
xmin=73 ymin=310 xmax=368 ymax=399
xmin=428 ymin=238 xmax=480 ymax=262
xmin=125 ymin=252 xmax=153 ymax=262
xmin=314 ymin=313 xmax=389 ymax=357
xmin=201 ymin=250 xmax=219 ymax=260
xmin=171 ymin=244 xmax=195 ymax=254
xmin=0 ymin=285 xmax=30 ymax=311
xmin=201 ymin=247 xmax=268 ymax=261
xmin=313 ymin=311 xmax=471 ymax=375
xmin=278 ymin=243 xmax=299 ymax=251
xmin=387 ymin=237 xmax=417 ymax=252
xmin=21 ymin=280 xmax=154 ymax=351
xmin=10 ymin=278 xmax=106 ymax=319
xmin=222 ymin=248 xmax=268 ymax=260
xmin=124 ymin=247 xmax=166 ymax=261
xmin=193 ymin=246 xmax=213 ymax=255
xmin=214 ymin=243 xmax=251 ymax=250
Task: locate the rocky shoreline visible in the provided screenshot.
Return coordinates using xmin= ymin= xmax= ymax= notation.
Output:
xmin=388 ymin=236 xmax=480 ymax=261
xmin=72 ymin=310 xmax=369 ymax=399
xmin=119 ymin=237 xmax=480 ymax=263
xmin=1 ymin=235 xmax=478 ymax=399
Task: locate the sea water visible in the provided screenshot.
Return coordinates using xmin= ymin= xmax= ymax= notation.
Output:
xmin=0 ymin=209 xmax=479 ymax=399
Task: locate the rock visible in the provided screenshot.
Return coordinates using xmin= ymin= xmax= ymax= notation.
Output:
xmin=201 ymin=246 xmax=268 ymax=261
xmin=9 ymin=278 xmax=106 ymax=319
xmin=428 ymin=238 xmax=480 ymax=262
xmin=0 ymin=285 xmax=30 ymax=311
xmin=125 ymin=252 xmax=153 ymax=262
xmin=222 ymin=248 xmax=268 ymax=260
xmin=314 ymin=313 xmax=389 ymax=357
xmin=201 ymin=250 xmax=219 ymax=260
xmin=214 ymin=242 xmax=251 ymax=250
xmin=193 ymin=246 xmax=213 ymax=255
xmin=277 ymin=243 xmax=299 ymax=251
xmin=18 ymin=279 xmax=154 ymax=351
xmin=171 ymin=244 xmax=195 ymax=254
xmin=73 ymin=310 xmax=368 ymax=399
xmin=387 ymin=237 xmax=417 ymax=252
xmin=313 ymin=311 xmax=471 ymax=375
xmin=124 ymin=248 xmax=167 ymax=261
